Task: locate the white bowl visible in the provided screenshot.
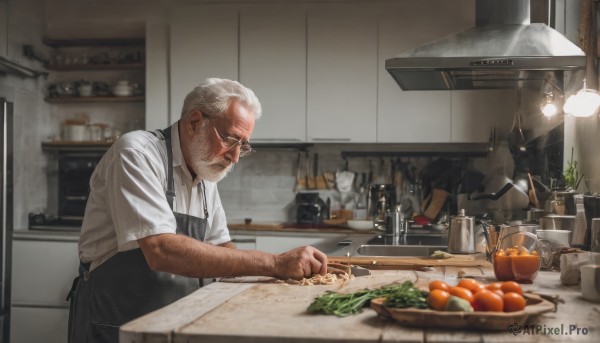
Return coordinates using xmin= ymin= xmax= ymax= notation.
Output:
xmin=347 ymin=220 xmax=374 ymax=231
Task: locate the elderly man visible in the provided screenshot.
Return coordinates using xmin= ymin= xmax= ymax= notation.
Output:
xmin=68 ymin=78 xmax=328 ymax=343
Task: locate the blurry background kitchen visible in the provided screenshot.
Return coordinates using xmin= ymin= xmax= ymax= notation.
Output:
xmin=1 ymin=0 xmax=599 ymax=342
xmin=0 ymin=0 xmax=596 ymax=230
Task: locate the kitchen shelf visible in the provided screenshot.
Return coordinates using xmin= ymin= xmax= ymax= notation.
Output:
xmin=44 ymin=63 xmax=145 ymax=71
xmin=42 ymin=141 xmax=112 ymax=152
xmin=45 ymin=96 xmax=144 ymax=103
xmin=42 ymin=37 xmax=145 ymax=48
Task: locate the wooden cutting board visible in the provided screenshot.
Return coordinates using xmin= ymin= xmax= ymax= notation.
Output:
xmin=327 ymin=255 xmax=491 ymax=270
xmin=228 ymin=222 xmax=284 ymax=231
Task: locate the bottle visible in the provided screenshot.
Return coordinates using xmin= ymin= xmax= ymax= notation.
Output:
xmin=353 ymin=186 xmax=367 ymax=220
xmin=571 ymin=194 xmax=587 ymax=248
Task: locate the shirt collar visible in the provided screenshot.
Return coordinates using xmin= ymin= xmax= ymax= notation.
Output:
xmin=171 ymin=121 xmax=203 ymax=186
xmin=170 ymin=123 xmax=184 ymax=168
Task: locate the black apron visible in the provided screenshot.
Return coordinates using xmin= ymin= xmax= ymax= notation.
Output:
xmin=68 ymin=126 xmax=208 ymax=343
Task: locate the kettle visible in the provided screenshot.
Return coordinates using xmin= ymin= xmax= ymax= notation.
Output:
xmin=447 ymin=209 xmax=476 ymax=254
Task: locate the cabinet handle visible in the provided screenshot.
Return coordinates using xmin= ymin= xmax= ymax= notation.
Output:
xmin=65 ymin=196 xmax=87 ymax=201
xmin=231 ymin=238 xmax=256 ymax=244
xmin=310 ymin=138 xmax=352 ymax=142
xmin=251 ymin=138 xmax=303 ymax=142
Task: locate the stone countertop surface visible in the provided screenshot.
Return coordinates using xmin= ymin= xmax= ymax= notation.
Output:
xmin=120 ymin=265 xmax=600 ymax=343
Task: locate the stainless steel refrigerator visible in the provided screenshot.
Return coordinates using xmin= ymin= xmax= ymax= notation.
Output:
xmin=0 ymin=98 xmax=13 ymax=342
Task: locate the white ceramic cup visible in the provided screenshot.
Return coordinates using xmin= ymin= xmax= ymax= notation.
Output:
xmin=537 ymin=230 xmax=571 ymax=247
xmin=78 ymin=84 xmax=93 ymax=97
xmin=581 ymin=264 xmax=600 ymax=302
xmin=63 ymin=124 xmax=86 ymax=141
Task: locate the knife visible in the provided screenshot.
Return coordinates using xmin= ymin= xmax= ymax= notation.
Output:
xmin=327 ymin=262 xmax=370 ymax=277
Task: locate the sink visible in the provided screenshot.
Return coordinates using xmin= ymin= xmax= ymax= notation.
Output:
xmin=367 ymin=234 xmax=447 ymax=246
xmin=356 ymin=244 xmax=446 ymax=257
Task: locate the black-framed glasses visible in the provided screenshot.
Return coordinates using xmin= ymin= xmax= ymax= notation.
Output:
xmin=205 ymin=117 xmax=254 ymax=157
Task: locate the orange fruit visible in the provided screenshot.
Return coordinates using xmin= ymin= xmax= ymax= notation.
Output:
xmin=503 ymin=292 xmax=526 ymax=312
xmin=486 ymin=282 xmax=503 ymax=291
xmin=429 ymin=280 xmax=450 ymax=292
xmin=501 ymin=281 xmax=523 ymax=295
xmin=457 ymin=278 xmax=484 ymax=294
xmin=427 ymin=289 xmax=450 ymax=311
xmin=449 ymin=286 xmax=474 ymax=304
xmin=472 ymin=289 xmax=504 ymax=312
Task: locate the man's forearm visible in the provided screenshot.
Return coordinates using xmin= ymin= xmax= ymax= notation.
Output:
xmin=138 ymin=233 xmax=276 ymax=278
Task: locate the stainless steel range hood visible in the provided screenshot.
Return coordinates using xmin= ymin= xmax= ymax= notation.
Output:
xmin=385 ymin=0 xmax=586 ymax=91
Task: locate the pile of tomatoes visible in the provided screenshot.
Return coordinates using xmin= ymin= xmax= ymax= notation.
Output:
xmin=427 ymin=278 xmax=527 ymax=312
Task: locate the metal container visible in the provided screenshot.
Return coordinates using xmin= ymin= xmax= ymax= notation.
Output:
xmin=447 ymin=209 xmax=476 ymax=254
xmin=367 ymin=184 xmax=396 ymax=229
xmin=539 ymin=215 xmax=575 ymax=231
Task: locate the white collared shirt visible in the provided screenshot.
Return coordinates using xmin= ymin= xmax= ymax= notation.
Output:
xmin=78 ymin=124 xmax=231 ymax=271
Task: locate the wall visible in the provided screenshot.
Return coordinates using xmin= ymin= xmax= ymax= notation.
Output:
xmin=556 ymin=0 xmax=600 ymax=194
xmin=0 ymin=0 xmax=49 ymax=230
xmin=9 ymin=0 xmax=524 ymax=227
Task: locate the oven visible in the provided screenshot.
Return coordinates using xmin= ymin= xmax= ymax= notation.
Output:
xmin=29 ymin=151 xmax=104 ymax=230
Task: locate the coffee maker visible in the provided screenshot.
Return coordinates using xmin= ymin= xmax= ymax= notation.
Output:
xmin=295 ymin=192 xmax=326 ymax=225
xmin=368 ymin=184 xmax=396 ymax=229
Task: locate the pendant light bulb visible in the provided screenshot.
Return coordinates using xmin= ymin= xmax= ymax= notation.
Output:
xmin=563 ymin=79 xmax=600 ymax=118
xmin=540 ymin=92 xmax=558 ymax=118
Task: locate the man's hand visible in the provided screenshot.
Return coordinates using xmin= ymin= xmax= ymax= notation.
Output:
xmin=272 ymin=246 xmax=328 ymax=280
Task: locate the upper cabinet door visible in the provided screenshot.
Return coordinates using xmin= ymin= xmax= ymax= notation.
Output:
xmin=377 ymin=1 xmax=475 ymax=143
xmin=306 ymin=4 xmax=378 ymax=143
xmin=451 ymin=90 xmax=516 ymax=142
xmin=0 ymin=0 xmax=7 ymax=58
xmin=169 ymin=6 xmax=239 ymax=123
xmin=239 ymin=5 xmax=307 ymax=142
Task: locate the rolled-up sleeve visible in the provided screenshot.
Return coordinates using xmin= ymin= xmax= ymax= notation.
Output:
xmin=107 ymin=147 xmax=177 ymax=249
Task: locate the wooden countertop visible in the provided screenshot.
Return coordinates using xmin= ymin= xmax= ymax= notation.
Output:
xmin=120 ymin=265 xmax=600 ymax=342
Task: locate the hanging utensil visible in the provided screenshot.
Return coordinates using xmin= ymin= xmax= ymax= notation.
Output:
xmin=528 ymin=173 xmax=541 ymax=209
xmin=293 ymin=153 xmax=304 ymax=192
xmin=508 ymin=89 xmax=527 ymax=154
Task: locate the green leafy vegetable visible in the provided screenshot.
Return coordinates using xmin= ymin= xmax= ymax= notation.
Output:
xmin=564 ymin=160 xmax=578 ymax=189
xmin=307 ymin=281 xmax=428 ymax=317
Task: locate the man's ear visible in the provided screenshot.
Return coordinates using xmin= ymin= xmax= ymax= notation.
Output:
xmin=187 ymin=109 xmax=203 ymax=131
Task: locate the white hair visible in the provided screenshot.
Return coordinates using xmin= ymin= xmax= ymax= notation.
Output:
xmin=180 ymin=78 xmax=262 ymax=120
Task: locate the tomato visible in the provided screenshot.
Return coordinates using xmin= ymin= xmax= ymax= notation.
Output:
xmin=457 ymin=279 xmax=484 ymax=294
xmin=428 ymin=289 xmax=450 ymax=311
xmin=491 ymin=289 xmax=504 ymax=297
xmin=429 ymin=280 xmax=450 ymax=292
xmin=449 ymin=286 xmax=474 ymax=304
xmin=503 ymin=292 xmax=526 ymax=312
xmin=486 ymin=282 xmax=503 ymax=291
xmin=472 ymin=289 xmax=504 ymax=312
xmin=501 ymin=281 xmax=523 ymax=295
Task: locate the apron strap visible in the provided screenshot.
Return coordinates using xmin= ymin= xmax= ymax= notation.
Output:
xmin=161 ymin=127 xmax=177 ymax=210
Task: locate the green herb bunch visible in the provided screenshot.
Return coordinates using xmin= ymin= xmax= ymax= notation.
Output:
xmin=564 ymin=160 xmax=578 ymax=189
xmin=307 ymin=281 xmax=428 ymax=317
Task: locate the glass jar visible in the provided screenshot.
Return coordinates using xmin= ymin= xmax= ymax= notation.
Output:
xmin=492 ymin=231 xmax=548 ymax=284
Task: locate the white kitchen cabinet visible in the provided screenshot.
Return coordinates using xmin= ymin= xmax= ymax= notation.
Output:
xmin=376 ymin=0 xmax=474 ymax=143
xmin=230 ymin=234 xmax=256 ymax=250
xmin=0 ymin=0 xmax=7 ymax=58
xmin=451 ymin=90 xmax=516 ymax=143
xmin=11 ymin=307 xmax=70 ymax=343
xmin=169 ymin=6 xmax=239 ymax=124
xmin=145 ymin=21 xmax=170 ymax=129
xmin=11 ymin=235 xmax=79 ymax=343
xmin=306 ymin=4 xmax=378 ymax=143
xmin=239 ymin=5 xmax=307 ymax=143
